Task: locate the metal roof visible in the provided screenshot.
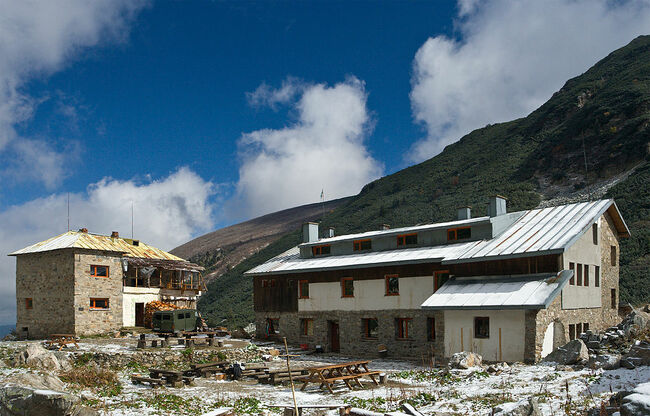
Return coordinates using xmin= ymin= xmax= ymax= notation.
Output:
xmin=246 ymin=199 xmax=629 ymax=275
xmin=420 ymin=270 xmax=572 ymax=310
xmin=8 ymin=231 xmax=186 ymax=262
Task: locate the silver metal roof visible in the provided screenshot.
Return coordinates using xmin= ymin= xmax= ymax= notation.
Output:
xmin=420 ymin=270 xmax=572 ymax=310
xmin=246 ymin=199 xmax=629 ymax=275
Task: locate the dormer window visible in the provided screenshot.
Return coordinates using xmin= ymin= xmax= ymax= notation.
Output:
xmin=397 ymin=233 xmax=418 ymax=247
xmin=447 ymin=227 xmax=471 ymax=241
xmin=353 ymin=239 xmax=372 ymax=251
xmin=312 ymin=245 xmax=331 ymax=256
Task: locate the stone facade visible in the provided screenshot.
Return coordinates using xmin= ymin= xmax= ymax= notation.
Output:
xmin=256 ymin=309 xmax=444 ymax=361
xmin=15 ymin=250 xmax=76 ymax=339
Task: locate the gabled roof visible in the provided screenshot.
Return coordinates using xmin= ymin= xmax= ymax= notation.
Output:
xmin=8 ymin=231 xmax=185 ymax=262
xmin=420 ymin=271 xmax=572 ymax=310
xmin=245 ymin=199 xmax=629 ymax=276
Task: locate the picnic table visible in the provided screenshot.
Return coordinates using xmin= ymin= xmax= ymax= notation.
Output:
xmin=300 ymin=360 xmax=380 ymax=393
xmin=180 ymin=331 xmax=228 ymax=346
xmin=148 ymin=368 xmax=194 ymax=387
xmin=45 ymin=334 xmax=79 ymax=351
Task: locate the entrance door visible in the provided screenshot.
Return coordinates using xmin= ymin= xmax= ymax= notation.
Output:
xmin=328 ymin=321 xmax=340 ymax=352
xmin=135 ymin=303 xmax=145 ymax=327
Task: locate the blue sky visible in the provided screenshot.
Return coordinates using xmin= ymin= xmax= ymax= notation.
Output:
xmin=0 ymin=0 xmax=649 ymax=323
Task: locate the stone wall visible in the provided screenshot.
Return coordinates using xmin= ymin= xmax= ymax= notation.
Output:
xmin=531 ymin=212 xmax=621 ymax=362
xmin=15 ymin=250 xmax=76 ymax=339
xmin=73 ymin=250 xmax=123 ymax=335
xmin=256 ymin=309 xmax=444 ymax=361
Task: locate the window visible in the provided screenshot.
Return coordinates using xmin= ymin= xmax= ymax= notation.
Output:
xmin=300 ymin=319 xmax=313 ymax=336
xmin=362 ymin=318 xmax=378 ymax=339
xmin=427 ymin=317 xmax=436 ymax=341
xmin=611 ymin=289 xmax=617 ymax=309
xmin=569 ymin=262 xmax=575 ymax=285
xmin=178 ymin=312 xmax=185 ymax=319
xmin=595 ymin=266 xmax=600 ymax=287
xmin=395 ymin=318 xmax=411 ymax=339
xmin=299 ymin=280 xmax=309 ymax=299
xmin=592 ymin=223 xmax=598 ymax=245
xmin=353 ymin=239 xmax=372 ymax=251
xmin=341 ymin=278 xmax=354 ymax=298
xmin=611 ymin=246 xmax=617 ymax=266
xmin=584 ymin=265 xmax=589 ymax=287
xmin=25 ymin=298 xmax=33 ymax=310
xmin=434 ymin=270 xmax=450 ymax=292
xmin=447 ymin=227 xmax=471 ymax=241
xmin=262 ymin=279 xmax=268 ymax=288
xmin=90 ymin=265 xmax=108 ymax=277
xmin=576 ymin=323 xmax=583 ymax=336
xmin=385 ymin=274 xmax=399 ymax=296
xmin=312 ymin=245 xmax=331 ymax=256
xmin=270 ymin=279 xmax=277 ymax=287
xmin=266 ymin=318 xmax=280 ymax=335
xmin=569 ymin=324 xmax=576 ymax=340
xmin=583 ymin=322 xmax=590 ymax=332
xmin=576 ymin=264 xmax=583 ymax=286
xmin=474 ymin=317 xmax=489 ymax=339
xmin=397 ymin=233 xmax=418 ymax=247
xmin=162 ymin=315 xmax=171 ymax=321
xmin=89 ymin=298 xmax=109 ymax=310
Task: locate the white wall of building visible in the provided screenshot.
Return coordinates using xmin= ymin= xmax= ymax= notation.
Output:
xmin=561 ymin=216 xmax=602 ymax=309
xmin=298 ymin=276 xmax=433 ymax=311
xmin=122 ymin=287 xmax=161 ymax=327
xmin=443 ymin=309 xmax=526 ymax=362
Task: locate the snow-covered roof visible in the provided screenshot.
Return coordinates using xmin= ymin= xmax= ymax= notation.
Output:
xmin=246 ymin=199 xmax=629 ymax=275
xmin=420 ymin=270 xmax=572 ymax=310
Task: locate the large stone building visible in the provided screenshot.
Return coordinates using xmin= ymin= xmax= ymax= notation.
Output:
xmin=11 ymin=229 xmax=204 ymax=339
xmin=246 ymin=197 xmax=630 ymax=363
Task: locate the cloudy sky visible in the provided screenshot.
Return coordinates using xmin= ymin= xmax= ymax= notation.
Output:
xmin=0 ymin=0 xmax=649 ymax=324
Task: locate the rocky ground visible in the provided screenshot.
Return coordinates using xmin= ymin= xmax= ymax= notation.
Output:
xmin=0 ymin=310 xmax=648 ymax=416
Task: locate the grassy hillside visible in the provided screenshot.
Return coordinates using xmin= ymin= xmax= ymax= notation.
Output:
xmin=198 ymin=36 xmax=650 ymax=328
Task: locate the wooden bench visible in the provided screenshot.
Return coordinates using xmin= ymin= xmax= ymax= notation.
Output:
xmin=301 ymin=360 xmax=379 ymax=393
xmin=131 ymin=375 xmax=165 ymax=387
xmin=45 ymin=334 xmax=79 ymax=351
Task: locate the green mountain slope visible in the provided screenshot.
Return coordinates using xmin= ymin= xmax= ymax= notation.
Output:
xmin=198 ymin=36 xmax=650 ymax=328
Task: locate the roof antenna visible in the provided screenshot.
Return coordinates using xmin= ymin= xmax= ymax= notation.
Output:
xmin=67 ymin=193 xmax=70 ymax=232
xmin=131 ymin=201 xmax=134 ymax=239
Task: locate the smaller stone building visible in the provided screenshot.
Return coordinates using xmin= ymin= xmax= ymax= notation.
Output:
xmin=11 ymin=229 xmax=204 ymax=339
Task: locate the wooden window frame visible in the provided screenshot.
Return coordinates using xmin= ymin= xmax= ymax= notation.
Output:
xmin=25 ymin=298 xmax=33 ymax=310
xmin=341 ymin=278 xmax=354 ymax=298
xmin=298 ymin=280 xmax=309 ymax=299
xmin=90 ymin=265 xmax=109 ymax=278
xmin=311 ymin=244 xmax=331 ymax=256
xmin=592 ymin=223 xmax=598 ymax=245
xmin=362 ymin=318 xmax=378 ymax=339
xmin=474 ymin=317 xmax=490 ymax=339
xmin=300 ymin=318 xmax=313 ymax=336
xmin=427 ymin=317 xmax=436 ymax=341
xmin=576 ymin=323 xmax=583 ymax=337
xmin=584 ymin=265 xmax=589 ymax=287
xmin=261 ymin=279 xmax=269 ymax=288
xmin=595 ymin=266 xmax=600 ymax=287
xmin=266 ymin=318 xmax=280 ymax=336
xmin=569 ymin=262 xmax=575 ymax=285
xmin=385 ymin=274 xmax=399 ymax=296
xmin=395 ymin=318 xmax=411 ymax=340
xmin=397 ymin=233 xmax=418 ymax=247
xmin=583 ymin=322 xmax=590 ymax=332
xmin=434 ymin=270 xmax=450 ymax=292
xmin=89 ymin=298 xmax=109 ymax=310
xmin=353 ymin=239 xmax=372 ymax=251
xmin=568 ymin=324 xmax=576 ymax=340
xmin=611 ymin=246 xmax=617 ymax=266
xmin=447 ymin=226 xmax=471 ymax=241
xmin=576 ymin=264 xmax=583 ymax=286
xmin=270 ymin=279 xmax=277 ymax=288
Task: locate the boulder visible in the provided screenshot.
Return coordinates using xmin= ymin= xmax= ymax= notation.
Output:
xmin=622 ymin=341 xmax=650 ymax=368
xmin=15 ymin=343 xmax=62 ymax=371
xmin=3 ymin=372 xmax=66 ymax=391
xmin=492 ymin=397 xmax=541 ymax=416
xmin=621 ymin=382 xmax=650 ymax=416
xmin=0 ymin=386 xmax=98 ymax=416
xmin=588 ymin=354 xmax=620 ymax=370
xmin=448 ymin=351 xmax=482 ymax=369
xmin=543 ymin=339 xmax=588 ymax=365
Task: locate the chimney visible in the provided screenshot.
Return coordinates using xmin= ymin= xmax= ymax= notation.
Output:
xmin=302 ymin=222 xmax=319 ymax=243
xmin=111 ymin=231 xmax=119 ymax=238
xmin=327 ymin=227 xmax=335 ymax=238
xmin=488 ymin=195 xmax=507 ymax=217
xmin=381 ymin=224 xmax=390 ymax=230
xmin=78 ymin=228 xmax=88 ymax=233
xmin=457 ymin=206 xmax=471 ymax=220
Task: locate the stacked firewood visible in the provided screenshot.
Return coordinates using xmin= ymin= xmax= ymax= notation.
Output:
xmin=144 ymin=301 xmax=179 ymax=328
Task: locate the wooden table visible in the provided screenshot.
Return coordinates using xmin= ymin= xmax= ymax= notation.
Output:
xmin=45 ymin=334 xmax=79 ymax=351
xmin=300 ymin=360 xmax=380 ymax=393
xmin=149 ymin=368 xmax=193 ymax=387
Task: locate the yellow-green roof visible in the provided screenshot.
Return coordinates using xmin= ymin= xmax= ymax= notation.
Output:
xmin=8 ymin=231 xmax=185 ymax=261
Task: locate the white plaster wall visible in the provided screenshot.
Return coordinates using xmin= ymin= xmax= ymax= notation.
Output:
xmin=298 ymin=276 xmax=434 ymax=311
xmin=443 ymin=310 xmax=525 ymax=362
xmin=562 ymin=216 xmax=602 ymax=309
xmin=122 ymin=287 xmax=161 ymax=327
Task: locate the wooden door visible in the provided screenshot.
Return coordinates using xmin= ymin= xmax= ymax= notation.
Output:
xmin=135 ymin=303 xmax=145 ymax=327
xmin=329 ymin=321 xmax=340 ymax=352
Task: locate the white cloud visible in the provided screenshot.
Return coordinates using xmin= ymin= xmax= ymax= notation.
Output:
xmin=227 ymin=77 xmax=383 ymax=219
xmin=409 ymin=0 xmax=650 ymax=162
xmin=246 ymin=77 xmax=302 ymax=110
xmin=0 ymin=167 xmax=214 ymax=324
xmin=0 ymin=0 xmax=147 ymax=187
